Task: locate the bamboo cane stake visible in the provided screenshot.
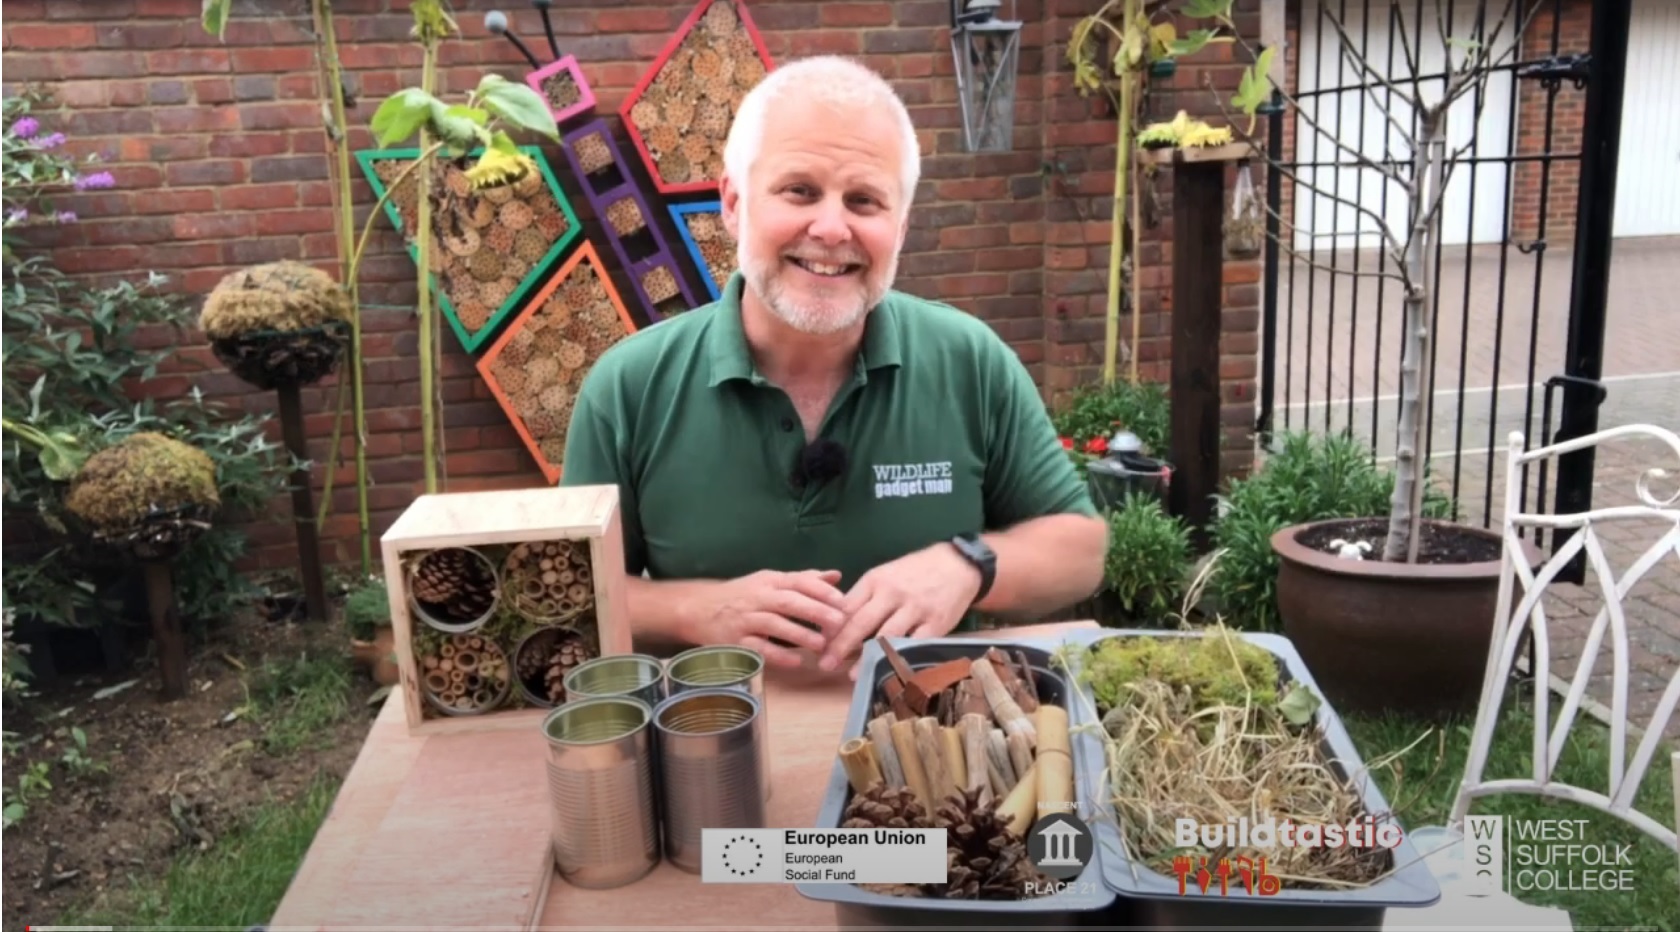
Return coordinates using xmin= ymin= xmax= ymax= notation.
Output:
xmin=867 ymin=713 xmax=906 ymax=789
xmin=987 ymin=729 xmax=1014 ymax=795
xmin=913 ymin=717 xmax=956 ymax=805
xmin=1036 ymin=703 xmax=1074 ymax=819
xmin=941 ymin=727 xmax=966 ymax=790
xmin=890 ymin=719 xmax=934 ymax=813
xmin=839 ymin=737 xmax=884 ymax=793
xmin=997 ymin=762 xmax=1039 ymax=836
xmin=1006 ymin=730 xmax=1035 ymax=780
xmin=971 ymin=657 xmax=1036 ymax=747
xmin=960 ymin=714 xmax=992 ymax=805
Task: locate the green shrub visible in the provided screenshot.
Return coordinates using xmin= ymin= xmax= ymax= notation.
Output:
xmin=1052 ymin=380 xmax=1170 ymax=479
xmin=1209 ymin=431 xmax=1455 ymax=632
xmin=3 ymin=93 xmax=288 ymax=643
xmin=343 ymin=576 xmax=390 ymax=641
xmin=1101 ymin=494 xmax=1192 ymax=625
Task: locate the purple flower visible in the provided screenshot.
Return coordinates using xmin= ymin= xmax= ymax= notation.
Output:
xmin=5 ymin=208 xmax=28 ymax=223
xmin=74 ymin=171 xmax=115 ymax=190
xmin=11 ymin=117 xmax=38 ymax=139
xmin=55 ymin=210 xmax=77 ymax=223
xmin=32 ymin=132 xmax=65 ymax=150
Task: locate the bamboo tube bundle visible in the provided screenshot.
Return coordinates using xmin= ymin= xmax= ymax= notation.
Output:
xmin=420 ymin=632 xmax=512 ymax=714
xmin=503 ymin=537 xmax=595 ymax=624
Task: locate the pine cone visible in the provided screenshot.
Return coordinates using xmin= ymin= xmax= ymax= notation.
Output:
xmin=412 ymin=549 xmax=497 ymax=622
xmin=545 ymin=636 xmax=594 ymax=702
xmin=843 ymin=785 xmax=937 ymax=899
xmin=925 ymin=786 xmax=1035 ymax=900
xmin=841 ymin=783 xmax=932 ymax=831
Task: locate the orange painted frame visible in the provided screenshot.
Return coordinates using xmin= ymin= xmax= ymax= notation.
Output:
xmin=475 ymin=240 xmax=640 ymax=485
xmin=618 ymin=0 xmax=776 ymax=196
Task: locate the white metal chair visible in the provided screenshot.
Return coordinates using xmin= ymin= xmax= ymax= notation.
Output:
xmin=1448 ymin=425 xmax=1680 ymax=850
xmin=1389 ymin=426 xmax=1679 ymax=930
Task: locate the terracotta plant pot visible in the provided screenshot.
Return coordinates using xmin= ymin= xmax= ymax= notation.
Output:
xmin=1271 ymin=517 xmax=1539 ymax=720
xmin=351 ymin=625 xmax=400 ymax=687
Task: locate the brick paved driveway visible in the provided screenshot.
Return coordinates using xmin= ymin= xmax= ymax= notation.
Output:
xmin=1263 ymin=236 xmax=1680 ymax=743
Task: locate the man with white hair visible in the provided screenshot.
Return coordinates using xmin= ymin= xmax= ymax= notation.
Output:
xmin=561 ymin=55 xmax=1106 ymax=675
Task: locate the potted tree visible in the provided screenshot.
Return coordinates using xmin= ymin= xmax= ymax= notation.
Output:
xmin=1198 ymin=0 xmax=1544 ymax=718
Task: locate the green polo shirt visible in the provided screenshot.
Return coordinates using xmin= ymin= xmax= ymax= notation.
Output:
xmin=559 ymin=272 xmax=1096 ymax=628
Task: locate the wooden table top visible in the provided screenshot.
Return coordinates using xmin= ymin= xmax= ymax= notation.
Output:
xmin=268 ymin=620 xmax=1100 ymax=931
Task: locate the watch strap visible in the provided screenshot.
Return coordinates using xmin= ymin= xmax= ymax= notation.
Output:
xmin=951 ymin=533 xmax=996 ymax=603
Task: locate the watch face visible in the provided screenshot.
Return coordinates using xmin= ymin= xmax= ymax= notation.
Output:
xmin=955 ymin=535 xmax=993 ymax=564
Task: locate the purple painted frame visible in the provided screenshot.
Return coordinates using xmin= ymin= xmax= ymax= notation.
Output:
xmin=559 ymin=118 xmax=698 ymax=323
xmin=524 ymin=55 xmax=596 ymax=127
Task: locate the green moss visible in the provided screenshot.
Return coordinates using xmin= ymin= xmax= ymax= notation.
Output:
xmin=64 ymin=432 xmax=219 ymax=532
xmin=199 ymin=260 xmax=352 ymax=340
xmin=1085 ymin=630 xmax=1281 ymax=713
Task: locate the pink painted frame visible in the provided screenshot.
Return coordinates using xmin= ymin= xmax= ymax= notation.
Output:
xmin=524 ymin=54 xmax=596 ymax=126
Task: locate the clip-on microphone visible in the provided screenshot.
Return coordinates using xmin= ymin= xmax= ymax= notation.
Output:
xmin=791 ymin=438 xmax=849 ymax=489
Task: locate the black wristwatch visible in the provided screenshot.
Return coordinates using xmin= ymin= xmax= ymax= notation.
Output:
xmin=949 ymin=533 xmax=997 ymax=603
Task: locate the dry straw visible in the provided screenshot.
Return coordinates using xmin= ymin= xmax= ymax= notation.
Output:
xmin=1055 ymin=554 xmax=1417 ymax=892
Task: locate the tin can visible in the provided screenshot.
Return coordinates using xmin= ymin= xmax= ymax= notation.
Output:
xmin=665 ymin=645 xmax=770 ymax=802
xmin=563 ymin=653 xmax=665 ymax=709
xmin=653 ymin=687 xmax=766 ymax=873
xmin=541 ymin=697 xmax=661 ymax=890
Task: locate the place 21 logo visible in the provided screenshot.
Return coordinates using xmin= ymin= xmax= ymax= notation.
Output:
xmin=1171 ymin=855 xmax=1282 ymax=896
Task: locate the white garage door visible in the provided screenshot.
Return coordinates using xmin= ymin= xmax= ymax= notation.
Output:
xmin=1613 ymin=0 xmax=1680 ymax=237
xmin=1291 ymin=0 xmax=1517 ymax=250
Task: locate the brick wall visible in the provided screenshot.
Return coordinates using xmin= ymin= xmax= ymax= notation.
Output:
xmin=1513 ymin=0 xmax=1591 ymax=243
xmin=4 ymin=0 xmax=1263 ymax=572
xmin=1041 ymin=0 xmax=1264 ymax=479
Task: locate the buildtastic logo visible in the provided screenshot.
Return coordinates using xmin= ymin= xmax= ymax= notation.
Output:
xmin=1169 ymin=816 xmax=1403 ymax=897
xmin=1466 ymin=815 xmax=1637 ymax=894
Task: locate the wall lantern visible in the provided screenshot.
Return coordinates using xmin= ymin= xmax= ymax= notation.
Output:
xmin=950 ymin=0 xmax=1022 ymax=153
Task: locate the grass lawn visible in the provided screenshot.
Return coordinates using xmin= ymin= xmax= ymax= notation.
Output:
xmin=1343 ymin=685 xmax=1678 ymax=932
xmin=69 ymin=774 xmax=342 ymax=928
xmin=52 ymin=649 xmax=362 ymax=928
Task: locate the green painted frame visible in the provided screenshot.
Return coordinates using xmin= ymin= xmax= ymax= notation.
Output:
xmin=353 ymin=145 xmax=583 ymax=354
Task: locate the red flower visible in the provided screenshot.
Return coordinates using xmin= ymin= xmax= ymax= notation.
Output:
xmin=1059 ymin=436 xmax=1074 ymax=450
xmin=1085 ymin=436 xmax=1109 ymax=454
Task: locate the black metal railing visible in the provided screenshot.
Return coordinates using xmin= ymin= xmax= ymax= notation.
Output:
xmin=1255 ymin=0 xmax=1622 ymax=569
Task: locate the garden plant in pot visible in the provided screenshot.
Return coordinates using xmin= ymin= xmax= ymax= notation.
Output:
xmin=345 ymin=575 xmax=398 ymax=687
xmin=1203 ymin=0 xmax=1544 ymax=718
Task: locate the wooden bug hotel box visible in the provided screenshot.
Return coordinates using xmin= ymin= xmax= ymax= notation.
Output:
xmin=380 ymin=484 xmax=632 ymax=736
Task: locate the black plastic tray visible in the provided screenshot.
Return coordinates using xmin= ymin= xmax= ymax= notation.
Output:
xmin=1051 ymin=626 xmax=1442 ymax=928
xmin=794 ymin=636 xmax=1121 ymax=928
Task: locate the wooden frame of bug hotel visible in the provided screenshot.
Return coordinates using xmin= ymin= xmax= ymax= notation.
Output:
xmin=380 ymin=484 xmax=633 ymax=736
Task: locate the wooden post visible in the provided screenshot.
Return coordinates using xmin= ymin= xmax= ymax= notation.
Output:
xmin=277 ymin=381 xmax=328 ymax=623
xmin=1147 ymin=143 xmax=1252 ymax=552
xmin=143 ymin=561 xmax=187 ymax=700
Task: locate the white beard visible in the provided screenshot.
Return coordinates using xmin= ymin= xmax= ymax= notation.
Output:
xmin=734 ymin=198 xmax=898 ymax=335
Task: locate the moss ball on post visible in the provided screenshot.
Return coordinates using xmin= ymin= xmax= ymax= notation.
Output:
xmin=65 ymin=432 xmax=220 ymax=550
xmin=201 ymin=259 xmax=348 ymax=624
xmin=64 ymin=432 xmax=219 ymax=701
xmin=201 ymin=260 xmax=353 ymax=391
